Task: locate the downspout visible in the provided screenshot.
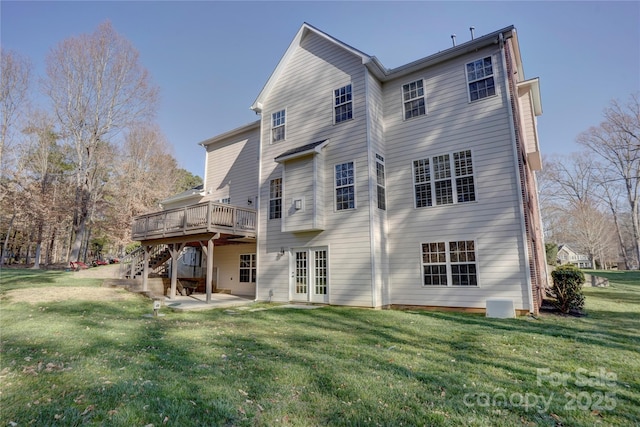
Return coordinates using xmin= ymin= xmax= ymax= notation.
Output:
xmin=500 ymin=32 xmax=535 ymax=314
xmin=364 ymin=67 xmax=378 ymax=308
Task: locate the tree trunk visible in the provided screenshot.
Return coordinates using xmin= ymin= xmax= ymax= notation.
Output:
xmin=0 ymin=213 xmax=16 ymax=267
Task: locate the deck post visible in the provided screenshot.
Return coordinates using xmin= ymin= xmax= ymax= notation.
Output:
xmin=200 ymin=233 xmax=219 ymax=304
xmin=142 ymin=245 xmax=151 ymax=292
xmin=168 ymin=243 xmax=185 ymax=299
xmin=206 ymin=238 xmax=214 ymax=303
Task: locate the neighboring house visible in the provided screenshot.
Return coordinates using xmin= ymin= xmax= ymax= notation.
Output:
xmin=557 ymin=245 xmax=592 ymax=269
xmin=128 ymin=23 xmax=548 ymax=314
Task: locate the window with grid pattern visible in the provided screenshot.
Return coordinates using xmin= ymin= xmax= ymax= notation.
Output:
xmin=421 ymin=242 xmax=448 ymax=286
xmin=466 ymin=57 xmax=495 ymax=101
xmin=269 ymin=178 xmax=282 ymax=219
xmin=449 ymin=241 xmax=477 ymax=286
xmin=454 ymin=150 xmax=475 ymax=203
xmin=375 ymin=155 xmax=386 ymax=210
xmin=271 ymin=109 xmax=286 ymax=142
xmin=239 ymin=254 xmax=256 ymax=283
xmin=413 ymin=150 xmax=476 ymax=207
xmin=413 ymin=158 xmax=432 ymax=208
xmin=334 ymin=84 xmax=353 ymax=123
xmin=421 ymin=240 xmax=477 ymax=286
xmin=402 ymin=79 xmax=426 ymax=119
xmin=335 ymin=162 xmax=355 ymax=210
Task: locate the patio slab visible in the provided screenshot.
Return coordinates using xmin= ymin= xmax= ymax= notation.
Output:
xmin=160 ymin=293 xmax=255 ymax=311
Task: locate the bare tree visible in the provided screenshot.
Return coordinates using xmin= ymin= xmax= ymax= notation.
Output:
xmin=0 ymin=48 xmax=31 ymax=176
xmin=106 ymin=124 xmax=179 ymax=252
xmin=42 ymin=21 xmax=158 ymax=261
xmin=539 ymin=153 xmax=618 ymax=268
xmin=577 ymin=93 xmax=640 ymax=269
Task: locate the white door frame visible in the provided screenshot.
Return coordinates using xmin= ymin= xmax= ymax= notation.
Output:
xmin=289 ymin=246 xmax=329 ymax=303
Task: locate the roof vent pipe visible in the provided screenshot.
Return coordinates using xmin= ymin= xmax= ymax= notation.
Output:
xmin=451 ymin=34 xmax=456 ymax=46
xmin=470 ymin=26 xmax=475 ymax=40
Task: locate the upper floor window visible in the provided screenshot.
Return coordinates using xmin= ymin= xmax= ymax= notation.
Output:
xmin=239 ymin=254 xmax=256 ymax=283
xmin=413 ymin=150 xmax=476 ymax=208
xmin=466 ymin=57 xmax=495 ymax=101
xmin=334 ymin=84 xmax=353 ymax=123
xmin=375 ymin=154 xmax=386 ymax=210
xmin=402 ymin=79 xmax=426 ymax=120
xmin=269 ymin=178 xmax=282 ymax=220
xmin=335 ymin=161 xmax=355 ymax=210
xmin=272 ymin=109 xmax=286 ymax=142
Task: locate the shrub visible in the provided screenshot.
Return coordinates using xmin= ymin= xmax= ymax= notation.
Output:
xmin=550 ymin=264 xmax=585 ymax=314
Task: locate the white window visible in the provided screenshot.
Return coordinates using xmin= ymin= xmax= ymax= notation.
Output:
xmin=402 ymin=79 xmax=426 ymax=120
xmin=413 ymin=150 xmax=475 ymax=208
xmin=466 ymin=57 xmax=495 ymax=101
xmin=375 ymin=154 xmax=386 ymax=210
xmin=422 ymin=240 xmax=477 ymax=286
xmin=269 ymin=178 xmax=282 ymax=220
xmin=271 ymin=109 xmax=286 ymax=142
xmin=219 ymin=197 xmax=231 ymax=204
xmin=335 ymin=161 xmax=355 ymax=210
xmin=334 ymin=84 xmax=353 ymax=123
xmin=239 ymin=253 xmax=256 ymax=283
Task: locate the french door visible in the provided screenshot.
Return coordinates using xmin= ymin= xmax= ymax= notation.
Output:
xmin=291 ymin=247 xmax=328 ymax=303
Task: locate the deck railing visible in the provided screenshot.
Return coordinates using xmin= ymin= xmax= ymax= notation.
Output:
xmin=132 ymin=201 xmax=257 ymax=240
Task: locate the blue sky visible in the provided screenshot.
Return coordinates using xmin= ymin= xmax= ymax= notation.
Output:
xmin=2 ymin=1 xmax=639 ymax=177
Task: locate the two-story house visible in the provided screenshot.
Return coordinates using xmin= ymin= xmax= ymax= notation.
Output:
xmin=129 ymin=23 xmax=548 ymax=315
xmin=557 ymin=245 xmax=592 ymax=269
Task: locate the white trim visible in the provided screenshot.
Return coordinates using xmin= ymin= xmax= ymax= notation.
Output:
xmin=333 ymin=83 xmax=354 ymax=125
xmin=333 ymin=160 xmax=357 ymax=211
xmin=268 ymin=177 xmax=282 ymax=220
xmin=401 ymin=78 xmax=427 ymax=121
xmin=465 ymin=55 xmax=499 ymax=103
xmin=238 ymin=253 xmax=257 ymax=283
xmin=270 ymin=108 xmax=287 ymax=143
xmin=281 ymin=164 xmax=287 ymax=233
xmin=364 ymin=68 xmax=377 ymax=307
xmin=419 ymin=239 xmax=480 ymax=287
xmin=411 ymin=149 xmax=477 ymax=209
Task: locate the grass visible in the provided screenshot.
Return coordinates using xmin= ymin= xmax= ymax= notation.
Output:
xmin=1 ymin=269 xmax=639 ymax=426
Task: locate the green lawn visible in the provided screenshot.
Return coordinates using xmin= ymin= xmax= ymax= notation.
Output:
xmin=1 ymin=269 xmax=638 ymax=426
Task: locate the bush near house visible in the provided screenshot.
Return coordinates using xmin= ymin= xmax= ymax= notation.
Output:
xmin=550 ymin=264 xmax=586 ymax=314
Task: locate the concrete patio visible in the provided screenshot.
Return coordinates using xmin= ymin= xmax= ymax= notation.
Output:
xmin=160 ymin=293 xmax=255 ymax=311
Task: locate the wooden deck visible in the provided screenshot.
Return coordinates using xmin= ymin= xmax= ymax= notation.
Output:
xmin=131 ymin=201 xmax=257 ymax=241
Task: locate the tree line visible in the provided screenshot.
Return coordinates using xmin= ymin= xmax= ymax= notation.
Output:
xmin=539 ymin=93 xmax=640 ymax=270
xmin=1 ymin=22 xmax=201 ymax=268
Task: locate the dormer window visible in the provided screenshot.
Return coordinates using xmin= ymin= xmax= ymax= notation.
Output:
xmin=271 ymin=109 xmax=286 ymax=142
xmin=466 ymin=57 xmax=495 ymax=101
xmin=334 ymin=84 xmax=353 ymax=123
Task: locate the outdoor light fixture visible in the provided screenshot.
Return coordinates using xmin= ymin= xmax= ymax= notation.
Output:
xmin=279 ymin=247 xmax=286 ymax=256
xmin=294 ymin=199 xmax=302 ymax=210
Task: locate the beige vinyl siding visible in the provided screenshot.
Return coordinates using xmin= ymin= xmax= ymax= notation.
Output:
xmin=203 ymin=128 xmax=259 ymax=207
xmin=383 ymin=45 xmax=530 ymax=310
xmin=282 ymin=156 xmax=316 ymax=232
xmin=367 ymin=72 xmax=389 ymax=307
xmin=519 ymin=90 xmax=538 ymax=155
xmin=213 ymin=243 xmax=257 ymax=297
xmin=257 ymin=31 xmax=374 ymax=306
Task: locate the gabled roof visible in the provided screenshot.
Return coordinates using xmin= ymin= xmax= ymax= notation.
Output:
xmin=251 ymin=23 xmax=372 ymax=113
xmin=250 ymin=23 xmax=520 ymax=113
xmin=159 ymin=184 xmax=205 ymax=206
xmin=199 ymin=120 xmax=260 ymax=147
